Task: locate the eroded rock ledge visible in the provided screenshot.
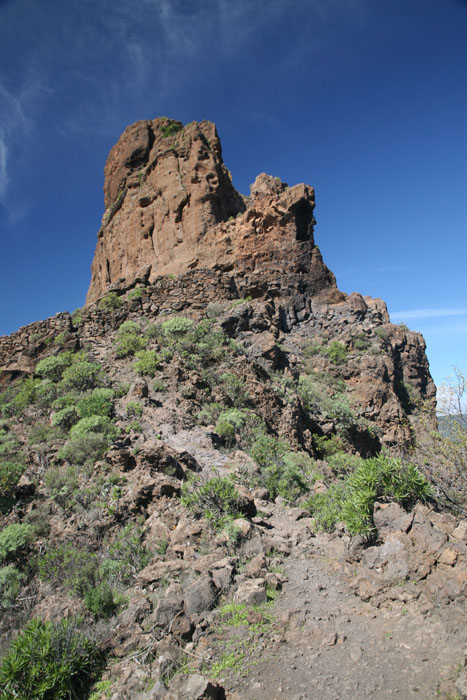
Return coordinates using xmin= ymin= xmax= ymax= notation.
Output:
xmin=86 ymin=118 xmax=338 ymax=304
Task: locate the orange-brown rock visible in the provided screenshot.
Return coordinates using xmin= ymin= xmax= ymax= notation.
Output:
xmin=86 ymin=118 xmax=338 ymax=304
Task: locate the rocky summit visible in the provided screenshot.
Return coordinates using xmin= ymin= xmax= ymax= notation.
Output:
xmin=0 ymin=119 xmax=465 ymax=700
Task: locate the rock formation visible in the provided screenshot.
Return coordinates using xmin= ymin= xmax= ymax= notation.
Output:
xmin=86 ymin=118 xmax=338 ymax=304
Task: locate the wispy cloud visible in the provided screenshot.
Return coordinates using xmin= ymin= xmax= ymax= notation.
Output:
xmin=390 ymin=308 xmax=467 ymax=320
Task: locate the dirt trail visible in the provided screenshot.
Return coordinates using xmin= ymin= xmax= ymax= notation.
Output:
xmin=220 ymin=508 xmax=466 ymax=700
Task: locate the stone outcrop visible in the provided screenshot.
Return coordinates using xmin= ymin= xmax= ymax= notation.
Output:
xmin=86 ymin=118 xmax=338 ymax=304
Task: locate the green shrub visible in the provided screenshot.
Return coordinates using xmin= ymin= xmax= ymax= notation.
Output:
xmin=11 ymin=377 xmax=41 ymax=412
xmin=52 ymin=405 xmax=79 ymax=430
xmin=196 ymin=402 xmax=222 ymax=426
xmin=77 ymin=388 xmax=114 ymax=418
xmin=313 ymin=433 xmax=345 ymax=457
xmin=118 ymin=320 xmax=140 ymax=335
xmin=126 ymin=401 xmax=143 ymax=418
xmin=248 ymin=432 xmax=314 ymax=502
xmin=160 ymin=121 xmax=183 ymax=137
xmin=35 ymin=378 xmax=59 ymax=406
xmin=305 ymin=454 xmax=432 ymax=537
xmin=0 ymin=618 xmax=103 ymax=699
xmin=0 ymin=565 xmax=25 ymax=608
xmin=219 ymin=372 xmax=248 ymax=407
xmin=127 ymin=287 xmax=143 ymax=300
xmin=61 ymin=361 xmax=106 ymax=392
xmin=59 ymin=434 xmax=111 ymax=465
xmin=152 ymin=379 xmax=166 ymax=392
xmin=181 ymin=474 xmax=243 ymax=529
xmin=71 ymin=308 xmax=82 ymax=326
xmin=0 ymin=523 xmax=35 ymax=563
xmin=101 ymin=524 xmax=150 ymax=585
xmin=115 ymin=333 xmax=147 ymax=358
xmin=38 ymin=543 xmax=97 ymax=597
xmin=215 ymin=409 xmax=248 ymax=445
xmin=133 ymin=350 xmax=160 ymax=376
xmin=353 ymin=333 xmax=371 ymax=351
xmin=69 ymin=416 xmax=119 ymax=444
xmin=44 ymin=466 xmax=78 ymax=507
xmin=0 ymin=425 xmax=20 ymax=458
xmin=0 ymin=461 xmax=26 ymax=513
xmin=36 ymin=354 xmax=72 ymax=382
xmin=98 ymin=292 xmax=122 ymax=310
xmin=161 ymin=316 xmax=194 ymax=337
xmin=323 ymin=341 xmax=348 ymax=365
xmin=84 ymin=582 xmax=119 ymax=619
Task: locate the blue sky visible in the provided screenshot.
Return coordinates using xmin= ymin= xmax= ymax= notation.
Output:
xmin=0 ymin=0 xmax=466 ymax=390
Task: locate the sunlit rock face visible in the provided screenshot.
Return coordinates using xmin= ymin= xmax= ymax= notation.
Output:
xmin=86 ymin=118 xmax=338 ymax=304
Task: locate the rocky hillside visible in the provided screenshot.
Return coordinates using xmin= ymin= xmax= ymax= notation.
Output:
xmin=0 ymin=118 xmax=465 ymax=699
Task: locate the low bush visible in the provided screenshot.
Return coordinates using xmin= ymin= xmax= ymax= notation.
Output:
xmin=0 ymin=523 xmax=35 ymax=563
xmin=59 ymin=433 xmax=111 ymax=465
xmin=77 ymin=388 xmax=114 ymax=418
xmin=0 ymin=618 xmax=103 ymax=699
xmin=196 ymin=402 xmax=223 ymax=426
xmin=0 ymin=461 xmax=26 ymax=513
xmin=69 ymin=415 xmax=119 ymax=442
xmin=126 ymin=401 xmax=143 ymax=418
xmin=219 ymin=372 xmax=248 ymax=407
xmin=215 ymin=409 xmax=248 ymax=446
xmin=162 ymin=316 xmax=194 ymax=337
xmin=127 ymin=287 xmax=143 ymax=300
xmin=44 ymin=466 xmax=78 ymax=507
xmin=0 ymin=565 xmax=25 ymax=608
xmin=115 ymin=334 xmax=147 ymax=357
xmin=36 ymin=354 xmax=72 ymax=382
xmin=305 ymin=454 xmax=432 ymax=537
xmin=100 ymin=524 xmax=150 ymax=585
xmin=323 ymin=341 xmax=348 ymax=365
xmin=52 ymin=405 xmax=79 ymax=430
xmin=0 ymin=425 xmax=20 ymax=458
xmin=61 ymin=361 xmax=106 ymax=392
xmin=98 ymin=291 xmax=122 ymax=310
xmin=180 ymin=474 xmax=244 ymax=529
xmin=133 ymin=350 xmax=160 ymax=376
xmin=248 ymin=432 xmax=315 ymax=502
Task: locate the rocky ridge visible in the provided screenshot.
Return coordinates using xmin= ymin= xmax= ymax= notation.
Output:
xmin=0 ymin=117 xmax=464 ymax=700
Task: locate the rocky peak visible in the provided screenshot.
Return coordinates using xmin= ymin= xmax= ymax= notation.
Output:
xmin=86 ymin=118 xmax=336 ymax=304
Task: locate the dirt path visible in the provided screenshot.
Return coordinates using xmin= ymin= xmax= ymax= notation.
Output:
xmin=217 ymin=509 xmax=466 ymax=700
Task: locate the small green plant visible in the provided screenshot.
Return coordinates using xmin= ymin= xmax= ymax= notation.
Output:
xmin=54 ymin=331 xmax=71 ymax=347
xmin=0 ymin=461 xmax=26 ymax=513
xmin=0 ymin=618 xmax=103 ymax=699
xmin=52 ymin=405 xmax=79 ymax=430
xmin=71 ymin=308 xmax=83 ymax=326
xmin=152 ymin=378 xmax=166 ymax=392
xmin=196 ymin=402 xmax=223 ymax=426
xmin=61 ymin=361 xmax=106 ymax=392
xmin=160 ymin=121 xmax=183 ymax=137
xmin=0 ymin=565 xmax=25 ymax=608
xmin=44 ymin=466 xmax=78 ymax=508
xmin=69 ymin=415 xmax=119 ymax=442
xmin=353 ymin=332 xmax=371 ymax=351
xmin=77 ymin=388 xmax=114 ymax=418
xmin=126 ymin=401 xmax=143 ymax=418
xmin=219 ymin=372 xmax=248 ymax=407
xmin=215 ymin=409 xmax=248 ymax=446
xmin=36 ymin=354 xmax=73 ymax=382
xmin=133 ymin=349 xmax=160 ymax=376
xmin=161 ymin=316 xmax=194 ymax=337
xmin=100 ymin=524 xmax=150 ymax=585
xmin=98 ymin=292 xmax=122 ymax=311
xmin=115 ymin=333 xmax=147 ymax=357
xmin=89 ymin=679 xmax=113 ymax=700
xmin=180 ymin=474 xmax=244 ymax=530
xmin=127 ymin=287 xmax=143 ymax=300
xmin=324 ymin=341 xmax=348 ymax=365
xmin=0 ymin=523 xmax=35 ymax=563
xmin=305 ymin=454 xmax=432 ymax=537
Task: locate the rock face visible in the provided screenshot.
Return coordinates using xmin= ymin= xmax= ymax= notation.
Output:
xmin=86 ymin=118 xmax=337 ymax=304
